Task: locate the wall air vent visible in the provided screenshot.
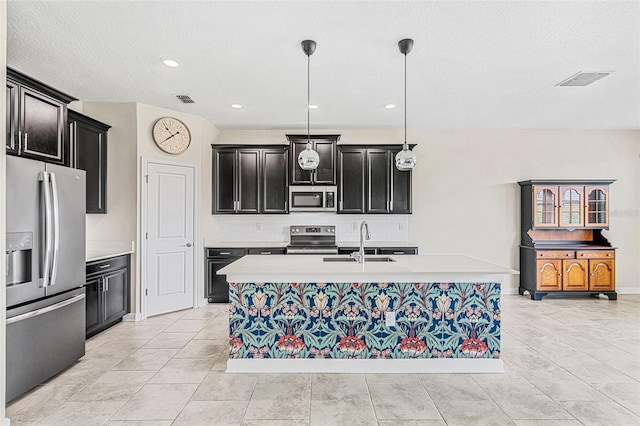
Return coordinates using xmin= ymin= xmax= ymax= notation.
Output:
xmin=556 ymin=71 xmax=613 ymax=87
xmin=175 ymin=94 xmax=195 ymax=104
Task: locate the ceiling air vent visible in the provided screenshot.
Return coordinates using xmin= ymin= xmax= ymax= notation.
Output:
xmin=556 ymin=71 xmax=612 ymax=87
xmin=175 ymin=94 xmax=195 ymax=104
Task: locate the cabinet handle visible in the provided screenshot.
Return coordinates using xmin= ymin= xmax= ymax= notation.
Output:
xmin=104 ymin=279 xmax=109 ymax=292
xmin=580 ymin=253 xmax=584 ymax=257
xmin=393 ymin=251 xmax=404 ymax=255
xmin=260 ymin=251 xmax=271 ymax=255
xmin=339 ymin=200 xmax=343 ymax=210
xmin=24 ymin=132 xmax=28 ymax=148
xmin=540 ymin=253 xmax=544 ymax=257
xmin=390 ymin=200 xmax=393 ymax=211
xmin=220 ymin=252 xmax=231 ymax=255
xmin=285 ymin=201 xmax=288 ymax=212
xmin=606 ymin=253 xmax=611 ymax=257
xmin=99 ymin=264 xmax=111 ymax=269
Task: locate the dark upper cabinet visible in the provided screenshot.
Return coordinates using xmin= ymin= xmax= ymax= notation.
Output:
xmin=237 ymin=149 xmax=260 ymax=213
xmin=286 ymin=135 xmax=338 ymax=185
xmin=367 ymin=149 xmax=390 ymax=213
xmin=68 ymin=110 xmax=110 ymax=214
xmin=262 ymin=148 xmax=289 ymax=213
xmin=337 ymin=148 xmax=366 ymax=213
xmin=6 ymin=80 xmax=18 ymax=154
xmin=213 ymin=146 xmax=288 ymax=214
xmin=338 ymin=145 xmax=412 ymax=214
xmin=6 ymin=68 xmax=76 ymax=165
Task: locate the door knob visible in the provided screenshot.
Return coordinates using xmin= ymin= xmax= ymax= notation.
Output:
xmin=180 ymin=243 xmax=192 ymax=247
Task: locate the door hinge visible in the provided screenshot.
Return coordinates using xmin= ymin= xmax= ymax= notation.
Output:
xmin=145 ymin=288 xmax=148 ymax=296
xmin=145 ymin=232 xmax=148 ymax=239
xmin=145 ymin=175 xmax=149 ymax=183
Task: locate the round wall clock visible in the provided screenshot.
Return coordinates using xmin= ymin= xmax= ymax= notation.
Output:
xmin=152 ymin=117 xmax=191 ymax=154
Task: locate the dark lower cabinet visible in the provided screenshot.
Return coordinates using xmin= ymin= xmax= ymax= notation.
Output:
xmin=338 ymin=145 xmax=412 ymax=214
xmin=338 ymin=246 xmax=418 ymax=255
xmin=69 ymin=110 xmax=110 ymax=213
xmin=205 ymin=247 xmax=286 ymax=302
xmin=85 ymin=254 xmax=130 ymax=338
xmin=6 ymin=68 xmax=76 ymax=165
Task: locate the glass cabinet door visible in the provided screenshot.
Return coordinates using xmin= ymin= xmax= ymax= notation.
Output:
xmin=585 ymin=186 xmax=609 ymax=227
xmin=533 ymin=185 xmax=558 ymax=227
xmin=559 ymin=186 xmax=584 ymax=227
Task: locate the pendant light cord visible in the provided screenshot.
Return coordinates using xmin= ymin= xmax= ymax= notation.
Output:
xmin=307 ymin=54 xmax=311 ymax=149
xmin=404 ymin=52 xmax=407 ymax=149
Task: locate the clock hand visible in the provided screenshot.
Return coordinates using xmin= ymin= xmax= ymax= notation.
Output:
xmin=161 ymin=131 xmax=180 ymax=144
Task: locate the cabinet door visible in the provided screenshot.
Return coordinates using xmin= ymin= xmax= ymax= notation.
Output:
xmin=367 ymin=149 xmax=390 ymax=213
xmin=213 ymin=149 xmax=237 ymax=213
xmin=532 ymin=185 xmax=559 ymax=227
xmin=559 ymin=186 xmax=584 ymax=227
xmin=585 ymin=186 xmax=609 ymax=228
xmin=589 ymin=260 xmax=615 ymax=291
xmin=207 ymin=258 xmax=237 ymax=302
xmin=237 ymin=150 xmax=260 ymax=213
xmin=103 ymin=268 xmax=129 ymax=325
xmin=338 ymin=148 xmax=365 ymax=213
xmin=562 ymin=260 xmax=588 ymax=291
xmin=262 ymin=149 xmax=288 ymax=213
xmin=72 ymin=116 xmax=108 ymax=213
xmin=536 ymin=259 xmax=562 ymax=291
xmin=290 ymin=141 xmax=313 ymax=184
xmin=85 ymin=277 xmax=102 ymax=337
xmin=19 ymin=86 xmax=67 ymax=165
xmin=390 ymin=149 xmax=412 ymax=214
xmin=313 ymin=140 xmax=336 ymax=184
xmin=6 ymin=80 xmax=18 ymax=154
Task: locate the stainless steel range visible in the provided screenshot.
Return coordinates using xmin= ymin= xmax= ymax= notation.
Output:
xmin=286 ymin=225 xmax=338 ymax=255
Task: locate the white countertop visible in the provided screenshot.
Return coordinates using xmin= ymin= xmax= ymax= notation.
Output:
xmin=204 ymin=241 xmax=416 ymax=248
xmin=219 ymin=254 xmax=518 ymax=283
xmin=338 ymin=241 xmax=417 ymax=248
xmin=205 ymin=241 xmax=289 ymax=248
xmin=86 ymin=240 xmax=134 ymax=262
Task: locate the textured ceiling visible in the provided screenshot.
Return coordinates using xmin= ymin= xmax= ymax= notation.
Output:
xmin=7 ymin=1 xmax=640 ymax=130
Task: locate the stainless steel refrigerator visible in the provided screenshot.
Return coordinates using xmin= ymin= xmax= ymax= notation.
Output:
xmin=6 ymin=156 xmax=86 ymax=402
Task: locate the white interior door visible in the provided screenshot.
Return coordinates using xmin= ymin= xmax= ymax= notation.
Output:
xmin=145 ymin=161 xmax=195 ymax=316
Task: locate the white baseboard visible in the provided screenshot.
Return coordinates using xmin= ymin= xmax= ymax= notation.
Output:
xmin=5 ymin=417 xmax=11 ymax=426
xmin=198 ymin=298 xmax=209 ymax=308
xmin=227 ymin=358 xmax=503 ymax=374
xmin=123 ymin=313 xmax=144 ymax=322
xmin=616 ymin=287 xmax=640 ymax=295
xmin=501 ymin=287 xmax=519 ymax=295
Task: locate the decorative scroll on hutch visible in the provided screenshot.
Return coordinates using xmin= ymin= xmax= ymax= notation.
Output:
xmin=518 ymin=180 xmax=616 ymax=301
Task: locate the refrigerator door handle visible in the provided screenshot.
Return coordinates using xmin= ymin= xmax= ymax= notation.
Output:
xmin=39 ymin=171 xmax=53 ymax=288
xmin=6 ymin=294 xmax=86 ymax=325
xmin=49 ymin=173 xmax=60 ymax=287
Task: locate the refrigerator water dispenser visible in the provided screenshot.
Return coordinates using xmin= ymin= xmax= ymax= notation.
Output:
xmin=6 ymin=232 xmax=33 ymax=286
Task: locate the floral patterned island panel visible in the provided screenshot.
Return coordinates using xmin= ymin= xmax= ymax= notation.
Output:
xmin=229 ymin=282 xmax=500 ymax=360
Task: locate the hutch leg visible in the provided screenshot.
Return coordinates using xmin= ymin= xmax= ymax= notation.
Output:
xmin=606 ymin=292 xmax=617 ymax=301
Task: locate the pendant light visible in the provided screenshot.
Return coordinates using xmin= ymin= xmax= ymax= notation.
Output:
xmin=395 ymin=38 xmax=417 ymax=171
xmin=298 ymin=39 xmax=320 ymax=171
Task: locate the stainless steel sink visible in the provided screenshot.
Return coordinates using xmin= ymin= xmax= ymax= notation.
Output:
xmin=322 ymin=256 xmax=396 ymax=263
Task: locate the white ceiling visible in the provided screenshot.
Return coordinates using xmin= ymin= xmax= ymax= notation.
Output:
xmin=7 ymin=1 xmax=640 ymax=130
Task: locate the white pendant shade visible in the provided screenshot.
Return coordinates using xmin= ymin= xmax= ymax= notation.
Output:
xmin=395 ymin=146 xmax=417 ymax=171
xmin=298 ymin=146 xmax=320 ymax=170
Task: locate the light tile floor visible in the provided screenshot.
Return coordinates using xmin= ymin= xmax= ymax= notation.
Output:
xmin=7 ymin=295 xmax=640 ymax=425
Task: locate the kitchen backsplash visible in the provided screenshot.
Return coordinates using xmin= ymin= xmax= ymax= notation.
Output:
xmin=212 ymin=215 xmax=409 ymax=243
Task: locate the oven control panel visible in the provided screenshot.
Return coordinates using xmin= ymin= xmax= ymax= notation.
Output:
xmin=290 ymin=225 xmax=335 ymax=236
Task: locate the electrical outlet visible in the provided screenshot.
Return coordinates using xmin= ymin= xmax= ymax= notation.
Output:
xmin=385 ymin=311 xmax=396 ymax=327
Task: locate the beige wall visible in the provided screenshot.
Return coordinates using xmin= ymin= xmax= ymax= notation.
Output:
xmin=82 ymin=102 xmax=219 ymax=314
xmin=1 ymin=0 xmax=7 ymax=417
xmin=217 ymin=129 xmax=640 ymax=293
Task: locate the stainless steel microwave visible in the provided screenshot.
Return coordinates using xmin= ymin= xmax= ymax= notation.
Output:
xmin=289 ymin=186 xmax=337 ymax=212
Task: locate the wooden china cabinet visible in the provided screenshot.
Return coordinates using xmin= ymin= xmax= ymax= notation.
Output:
xmin=518 ymin=180 xmax=616 ymax=300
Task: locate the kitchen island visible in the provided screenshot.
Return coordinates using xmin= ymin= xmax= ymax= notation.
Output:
xmin=219 ymin=254 xmax=517 ymax=373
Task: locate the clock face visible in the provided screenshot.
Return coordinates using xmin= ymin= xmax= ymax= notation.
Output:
xmin=152 ymin=117 xmax=191 ymax=154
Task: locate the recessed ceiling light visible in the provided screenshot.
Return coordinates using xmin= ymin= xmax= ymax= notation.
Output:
xmin=162 ymin=59 xmax=180 ymax=68
xmin=231 ymin=104 xmax=243 ymax=109
xmin=308 ymin=104 xmax=318 ymax=109
xmin=556 ymin=71 xmax=613 ymax=87
xmin=385 ymin=104 xmax=397 ymax=109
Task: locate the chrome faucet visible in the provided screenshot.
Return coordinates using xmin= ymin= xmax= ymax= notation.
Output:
xmin=354 ymin=221 xmax=371 ymax=263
